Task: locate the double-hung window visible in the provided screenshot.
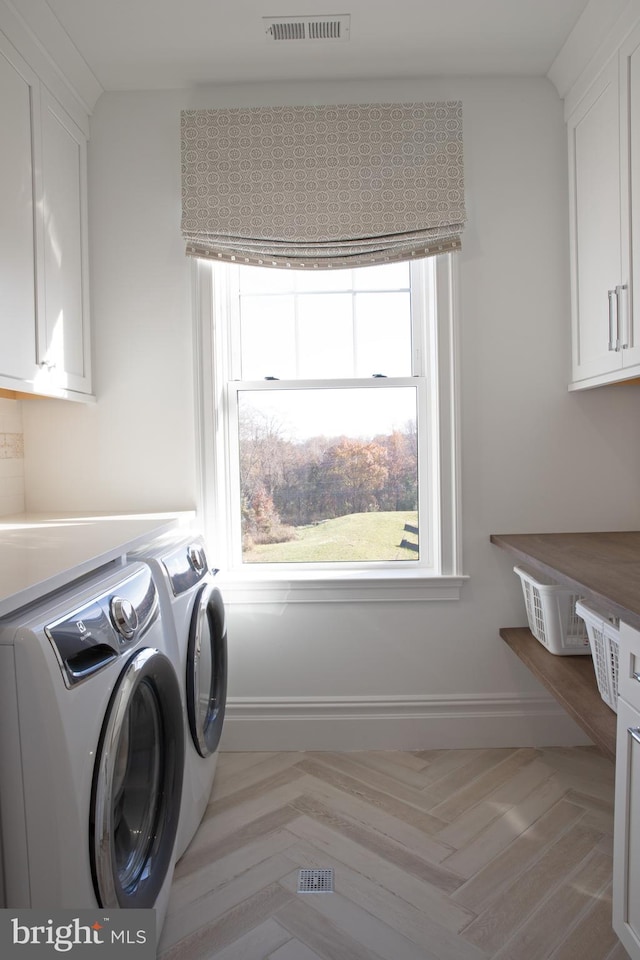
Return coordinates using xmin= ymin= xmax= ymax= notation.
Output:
xmin=195 ymin=253 xmax=462 ymax=601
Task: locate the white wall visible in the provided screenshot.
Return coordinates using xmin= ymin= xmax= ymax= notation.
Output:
xmin=22 ymin=76 xmax=640 ymax=749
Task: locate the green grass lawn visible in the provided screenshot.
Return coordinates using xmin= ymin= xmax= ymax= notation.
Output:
xmin=243 ymin=510 xmax=419 ymax=563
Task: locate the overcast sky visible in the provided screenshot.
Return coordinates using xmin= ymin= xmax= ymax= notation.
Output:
xmin=238 ymin=385 xmax=417 ymax=442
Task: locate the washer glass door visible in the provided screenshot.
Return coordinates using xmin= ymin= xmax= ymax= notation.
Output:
xmin=187 ymin=582 xmax=228 ymax=757
xmin=91 ymin=647 xmax=184 ymax=908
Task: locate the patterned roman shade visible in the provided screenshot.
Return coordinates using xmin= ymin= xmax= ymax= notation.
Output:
xmin=181 ymin=102 xmax=465 ymax=269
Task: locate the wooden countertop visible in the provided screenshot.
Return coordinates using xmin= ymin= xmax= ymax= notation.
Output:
xmin=491 ymin=532 xmax=640 ymax=631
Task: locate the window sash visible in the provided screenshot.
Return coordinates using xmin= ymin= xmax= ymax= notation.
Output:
xmin=227 ymin=261 xmax=416 ymax=382
xmin=237 ymin=290 xmax=414 ymax=381
xmin=226 ymin=376 xmax=433 ymax=571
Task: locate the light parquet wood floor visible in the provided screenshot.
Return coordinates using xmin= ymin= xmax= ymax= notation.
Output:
xmin=159 ymin=747 xmax=628 ymax=960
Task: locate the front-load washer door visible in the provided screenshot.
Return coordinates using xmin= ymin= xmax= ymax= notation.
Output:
xmin=90 ymin=647 xmax=184 ymax=908
xmin=186 ymin=583 xmax=228 ymax=758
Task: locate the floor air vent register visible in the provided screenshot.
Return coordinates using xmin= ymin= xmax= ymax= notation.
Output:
xmin=297 ymin=868 xmax=335 ymax=893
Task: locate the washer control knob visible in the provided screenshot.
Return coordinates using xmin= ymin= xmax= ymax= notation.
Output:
xmin=187 ymin=544 xmax=207 ymax=575
xmin=110 ymin=597 xmax=138 ymax=640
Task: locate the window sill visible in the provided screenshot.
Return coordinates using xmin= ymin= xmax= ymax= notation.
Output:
xmin=214 ymin=570 xmax=468 ymax=604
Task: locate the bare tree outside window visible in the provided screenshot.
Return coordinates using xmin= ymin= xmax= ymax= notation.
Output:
xmin=236 ymin=386 xmax=419 ymax=563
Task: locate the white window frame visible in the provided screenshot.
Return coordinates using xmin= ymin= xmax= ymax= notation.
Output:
xmin=193 ymin=255 xmax=465 ymax=603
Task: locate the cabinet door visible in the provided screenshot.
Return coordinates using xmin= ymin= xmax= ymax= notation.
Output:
xmin=614 ymin=697 xmax=640 ymax=959
xmin=0 ymin=33 xmax=39 ymax=384
xmin=568 ymin=57 xmax=623 ymax=384
xmin=39 ymin=87 xmax=91 ymax=394
xmin=620 ymin=22 xmax=640 ymax=369
xmin=617 ymin=620 xmax=640 ymax=706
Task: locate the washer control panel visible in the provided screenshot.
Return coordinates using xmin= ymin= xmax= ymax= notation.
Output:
xmin=45 ymin=566 xmax=158 ymax=687
xmin=162 ymin=539 xmax=210 ymax=596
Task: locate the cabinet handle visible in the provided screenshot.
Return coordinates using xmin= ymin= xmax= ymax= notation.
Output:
xmin=616 ymin=284 xmax=629 ymax=349
xmin=608 ymin=289 xmax=618 ymax=351
xmin=633 ymin=671 xmax=640 ymax=683
xmin=629 ymin=728 xmax=640 ymax=745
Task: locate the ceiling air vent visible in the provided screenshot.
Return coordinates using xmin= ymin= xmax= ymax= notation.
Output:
xmin=264 ymin=15 xmax=351 ymax=42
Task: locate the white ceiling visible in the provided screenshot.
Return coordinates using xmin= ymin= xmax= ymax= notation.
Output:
xmin=42 ymin=0 xmax=593 ymax=91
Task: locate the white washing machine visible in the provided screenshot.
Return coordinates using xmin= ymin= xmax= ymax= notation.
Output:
xmin=0 ymin=561 xmax=184 ymax=933
xmin=132 ymin=532 xmax=227 ymax=859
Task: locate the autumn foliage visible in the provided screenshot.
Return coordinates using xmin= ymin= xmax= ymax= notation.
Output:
xmin=240 ymin=408 xmax=417 ymax=549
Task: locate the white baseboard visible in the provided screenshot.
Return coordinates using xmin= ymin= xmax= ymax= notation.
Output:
xmin=219 ymin=694 xmax=593 ymax=752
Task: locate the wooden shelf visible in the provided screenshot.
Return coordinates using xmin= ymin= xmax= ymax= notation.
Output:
xmin=501 ymin=627 xmax=617 ymax=762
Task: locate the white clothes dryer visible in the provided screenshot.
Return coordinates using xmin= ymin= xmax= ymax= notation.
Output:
xmin=0 ymin=561 xmax=184 ymax=934
xmin=132 ymin=533 xmax=227 ymax=859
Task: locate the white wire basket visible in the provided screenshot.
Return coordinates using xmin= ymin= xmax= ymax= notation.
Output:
xmin=513 ymin=566 xmax=590 ymax=656
xmin=575 ymin=599 xmax=620 ymax=712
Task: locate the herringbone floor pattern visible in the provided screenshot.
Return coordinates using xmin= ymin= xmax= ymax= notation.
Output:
xmin=159 ymin=747 xmax=627 ymax=960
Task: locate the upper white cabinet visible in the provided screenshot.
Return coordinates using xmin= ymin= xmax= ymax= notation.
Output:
xmin=620 ymin=22 xmax=640 ymax=371
xmin=0 ymin=32 xmax=39 ymax=385
xmin=567 ymin=18 xmax=640 ymax=390
xmin=0 ymin=28 xmax=92 ymax=400
xmin=39 ymin=88 xmax=91 ymax=395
